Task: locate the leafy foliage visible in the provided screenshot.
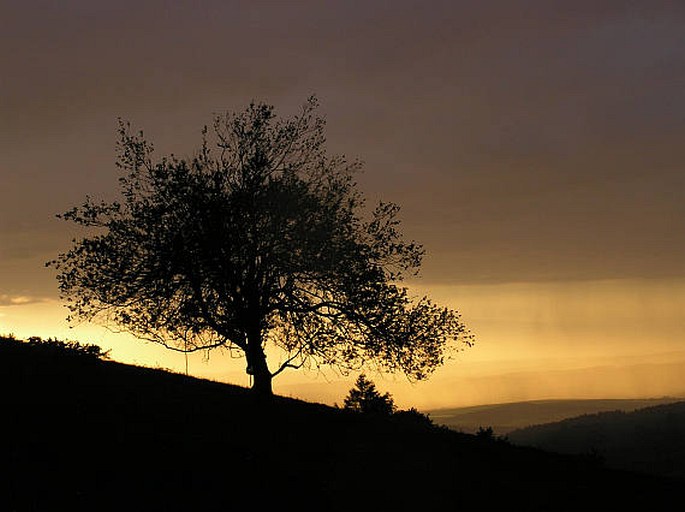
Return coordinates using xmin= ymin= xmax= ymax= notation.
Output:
xmin=48 ymin=96 xmax=472 ymax=394
xmin=0 ymin=334 xmax=110 ymax=361
xmin=343 ymin=374 xmax=396 ymax=415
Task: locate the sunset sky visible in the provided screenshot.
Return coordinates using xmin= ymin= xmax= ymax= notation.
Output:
xmin=2 ymin=1 xmax=685 ymax=409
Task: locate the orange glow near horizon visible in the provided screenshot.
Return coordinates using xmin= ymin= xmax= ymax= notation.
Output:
xmin=3 ymin=277 xmax=685 ymax=410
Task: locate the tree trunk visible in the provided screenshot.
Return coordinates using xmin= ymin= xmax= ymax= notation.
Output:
xmin=246 ymin=328 xmax=273 ymax=397
xmin=249 ymin=351 xmax=273 ymax=396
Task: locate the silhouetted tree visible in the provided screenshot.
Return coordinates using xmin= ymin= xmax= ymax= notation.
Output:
xmin=343 ymin=374 xmax=395 ymax=415
xmin=48 ymin=96 xmax=473 ymax=396
xmin=476 ymin=426 xmax=509 ymax=443
xmin=476 ymin=426 xmax=495 ymax=440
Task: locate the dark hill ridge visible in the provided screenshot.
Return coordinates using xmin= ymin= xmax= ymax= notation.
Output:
xmin=427 ymin=397 xmax=682 ymax=435
xmin=508 ymin=401 xmax=685 ymax=480
xmin=2 ymin=336 xmax=684 ymax=511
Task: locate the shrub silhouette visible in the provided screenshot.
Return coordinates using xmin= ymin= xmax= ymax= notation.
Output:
xmin=1 ymin=334 xmax=110 ymax=361
xmin=476 ymin=426 xmax=509 ymax=444
xmin=476 ymin=426 xmax=495 ymax=439
xmin=393 ymin=407 xmax=434 ymax=428
xmin=343 ymin=374 xmax=396 ymax=415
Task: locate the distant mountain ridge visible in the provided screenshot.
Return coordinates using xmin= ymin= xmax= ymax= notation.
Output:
xmin=508 ymin=401 xmax=685 ymax=479
xmin=426 ymin=397 xmax=683 ymax=435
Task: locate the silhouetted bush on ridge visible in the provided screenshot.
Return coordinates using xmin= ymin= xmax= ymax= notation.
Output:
xmin=1 ymin=333 xmax=110 ymax=361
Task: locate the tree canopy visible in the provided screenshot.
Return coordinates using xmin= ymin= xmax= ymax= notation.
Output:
xmin=49 ymin=96 xmax=473 ymax=396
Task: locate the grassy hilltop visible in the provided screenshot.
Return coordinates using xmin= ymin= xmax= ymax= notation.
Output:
xmin=2 ymin=335 xmax=684 ymax=511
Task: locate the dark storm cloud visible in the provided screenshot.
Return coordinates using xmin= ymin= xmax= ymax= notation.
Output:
xmin=2 ymin=0 xmax=685 ymax=292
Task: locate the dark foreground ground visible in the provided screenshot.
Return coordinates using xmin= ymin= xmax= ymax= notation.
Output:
xmin=3 ymin=337 xmax=684 ymax=511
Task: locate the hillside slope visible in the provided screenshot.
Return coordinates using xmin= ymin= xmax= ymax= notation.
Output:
xmin=509 ymin=401 xmax=685 ymax=479
xmin=2 ymin=336 xmax=684 ymax=511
